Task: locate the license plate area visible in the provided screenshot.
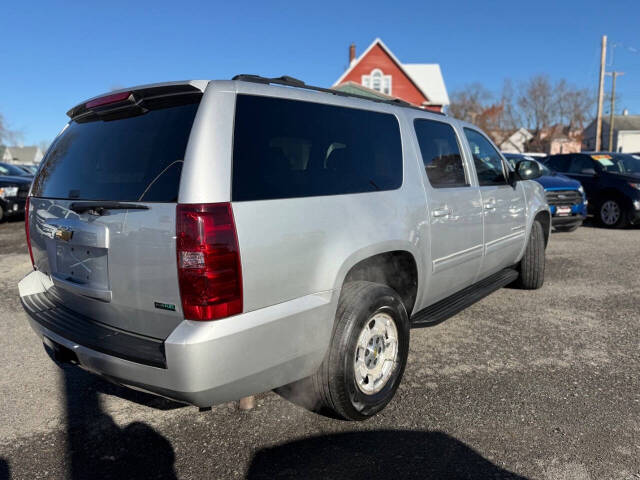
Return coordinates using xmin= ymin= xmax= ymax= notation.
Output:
xmin=55 ymin=243 xmax=109 ymax=290
xmin=555 ymin=206 xmax=572 ymax=216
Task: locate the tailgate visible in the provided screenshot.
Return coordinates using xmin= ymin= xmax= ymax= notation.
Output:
xmin=27 ymin=88 xmax=202 ymax=339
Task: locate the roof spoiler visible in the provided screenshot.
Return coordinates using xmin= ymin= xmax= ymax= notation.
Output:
xmin=67 ymin=82 xmax=207 ymax=120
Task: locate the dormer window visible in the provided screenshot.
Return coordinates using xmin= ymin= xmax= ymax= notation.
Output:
xmin=362 ymin=69 xmax=392 ymax=95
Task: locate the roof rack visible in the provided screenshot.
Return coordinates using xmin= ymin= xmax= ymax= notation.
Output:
xmin=231 ymin=74 xmax=445 ymax=115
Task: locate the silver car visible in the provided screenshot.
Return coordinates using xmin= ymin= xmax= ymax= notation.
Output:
xmin=19 ymin=76 xmax=550 ymax=420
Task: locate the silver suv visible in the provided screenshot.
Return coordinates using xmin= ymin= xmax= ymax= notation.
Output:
xmin=19 ymin=76 xmax=549 ymax=420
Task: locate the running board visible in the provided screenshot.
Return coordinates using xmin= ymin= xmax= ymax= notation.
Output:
xmin=411 ymin=268 xmax=519 ymax=328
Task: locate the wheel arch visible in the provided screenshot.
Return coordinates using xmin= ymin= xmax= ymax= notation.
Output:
xmin=534 ymin=209 xmax=551 ymax=247
xmin=336 ymin=245 xmax=421 ymax=317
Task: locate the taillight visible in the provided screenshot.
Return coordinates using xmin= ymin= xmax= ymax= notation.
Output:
xmin=176 ymin=203 xmax=243 ymax=321
xmin=25 ymin=197 xmax=35 ymax=269
xmin=85 ymin=91 xmax=132 ymax=109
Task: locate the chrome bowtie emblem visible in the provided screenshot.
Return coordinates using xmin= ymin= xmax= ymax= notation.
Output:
xmin=54 ymin=226 xmax=73 ymax=242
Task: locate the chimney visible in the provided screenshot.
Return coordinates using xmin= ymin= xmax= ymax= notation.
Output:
xmin=623 ymin=108 xmax=629 ymax=116
xmin=349 ymin=43 xmax=356 ymax=66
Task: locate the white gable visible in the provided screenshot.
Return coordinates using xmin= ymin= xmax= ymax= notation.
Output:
xmin=402 ymin=64 xmax=449 ymax=107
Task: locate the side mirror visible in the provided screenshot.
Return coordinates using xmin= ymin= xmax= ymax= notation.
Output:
xmin=515 ymin=160 xmax=542 ymax=181
xmin=581 ymin=168 xmax=597 ymax=176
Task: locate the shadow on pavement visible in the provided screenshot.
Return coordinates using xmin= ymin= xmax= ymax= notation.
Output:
xmin=0 ymin=458 xmax=9 ymax=480
xmin=247 ymin=430 xmax=527 ymax=480
xmin=61 ymin=364 xmax=178 ymax=479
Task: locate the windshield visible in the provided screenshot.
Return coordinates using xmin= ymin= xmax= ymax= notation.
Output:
xmin=592 ymin=154 xmax=640 ymax=175
xmin=0 ymin=162 xmax=30 ymax=176
xmin=31 ymin=100 xmax=200 ymax=201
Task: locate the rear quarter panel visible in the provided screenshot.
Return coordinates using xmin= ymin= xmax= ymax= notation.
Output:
xmin=186 ymin=83 xmax=431 ymax=315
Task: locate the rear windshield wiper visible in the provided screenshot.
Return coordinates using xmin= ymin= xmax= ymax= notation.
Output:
xmin=69 ymin=201 xmax=150 ymax=215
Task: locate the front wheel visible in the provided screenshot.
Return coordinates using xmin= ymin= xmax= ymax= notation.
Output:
xmin=279 ymin=281 xmax=410 ymax=421
xmin=598 ymin=198 xmax=628 ymax=228
xmin=515 ymin=220 xmax=545 ymax=290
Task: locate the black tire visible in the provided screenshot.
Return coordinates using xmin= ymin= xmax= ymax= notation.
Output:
xmin=597 ymin=197 xmax=629 ymax=228
xmin=515 ymin=220 xmax=545 ymax=290
xmin=0 ymin=204 xmax=4 ymax=223
xmin=554 ymin=224 xmax=579 ymax=233
xmin=278 ymin=281 xmax=410 ymax=421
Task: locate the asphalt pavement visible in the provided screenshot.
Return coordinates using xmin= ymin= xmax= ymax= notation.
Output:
xmin=0 ymin=217 xmax=639 ymax=479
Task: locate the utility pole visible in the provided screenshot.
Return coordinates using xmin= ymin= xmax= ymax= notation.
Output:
xmin=595 ymin=35 xmax=607 ymax=151
xmin=606 ymin=71 xmax=624 ymax=151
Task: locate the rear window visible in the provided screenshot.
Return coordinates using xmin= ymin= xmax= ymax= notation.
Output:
xmin=31 ymin=100 xmax=200 ymax=202
xmin=232 ymin=94 xmax=402 ymax=201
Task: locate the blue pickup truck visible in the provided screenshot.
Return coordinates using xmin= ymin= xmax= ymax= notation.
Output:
xmin=504 ymin=153 xmax=587 ymax=232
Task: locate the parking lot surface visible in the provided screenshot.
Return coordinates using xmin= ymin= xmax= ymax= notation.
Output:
xmin=0 ymin=218 xmax=639 ymax=479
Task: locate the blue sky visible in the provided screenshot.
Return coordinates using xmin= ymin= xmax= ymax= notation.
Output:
xmin=2 ymin=0 xmax=640 ymax=145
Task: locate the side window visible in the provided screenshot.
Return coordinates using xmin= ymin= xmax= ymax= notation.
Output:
xmin=414 ymin=119 xmax=468 ymax=188
xmin=546 ymin=156 xmax=570 ymax=172
xmin=463 ymin=128 xmax=508 ymax=186
xmin=232 ymin=95 xmax=403 ymax=201
xmin=568 ymin=155 xmax=595 ymax=174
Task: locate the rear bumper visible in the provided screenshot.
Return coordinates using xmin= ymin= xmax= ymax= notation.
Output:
xmin=19 ymin=270 xmax=335 ymax=407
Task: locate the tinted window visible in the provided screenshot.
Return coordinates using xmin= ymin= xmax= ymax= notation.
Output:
xmin=232 ymin=95 xmax=402 ymax=201
xmin=463 ymin=128 xmax=507 ymax=186
xmin=414 ymin=119 xmax=467 ymax=188
xmin=568 ymin=155 xmax=595 ymax=174
xmin=545 ymin=155 xmax=571 ymax=172
xmin=31 ymin=101 xmax=200 ymax=201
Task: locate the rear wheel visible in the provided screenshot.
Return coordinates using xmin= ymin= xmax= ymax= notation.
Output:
xmin=278 ymin=281 xmax=410 ymax=421
xmin=598 ymin=198 xmax=628 ymax=228
xmin=515 ymin=220 xmax=545 ymax=290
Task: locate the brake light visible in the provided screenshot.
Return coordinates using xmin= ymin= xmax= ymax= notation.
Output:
xmin=85 ymin=91 xmax=132 ymax=109
xmin=176 ymin=203 xmax=243 ymax=320
xmin=25 ymin=197 xmax=35 ymax=269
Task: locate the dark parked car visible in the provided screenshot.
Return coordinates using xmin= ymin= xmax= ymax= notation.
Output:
xmin=504 ymin=153 xmax=587 ymax=232
xmin=0 ymin=162 xmax=34 ymax=178
xmin=544 ymin=152 xmax=640 ymax=228
xmin=17 ymin=164 xmax=39 ymax=175
xmin=0 ymin=175 xmax=31 ymax=221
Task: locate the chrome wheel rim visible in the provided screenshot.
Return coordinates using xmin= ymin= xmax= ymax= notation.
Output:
xmin=354 ymin=312 xmax=399 ymax=395
xmin=601 ymin=200 xmax=620 ymax=225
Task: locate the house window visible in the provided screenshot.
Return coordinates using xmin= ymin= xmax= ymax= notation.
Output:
xmin=362 ymin=69 xmax=392 ymax=95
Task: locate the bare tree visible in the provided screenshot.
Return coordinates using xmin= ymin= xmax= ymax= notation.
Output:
xmin=498 ymin=79 xmax=520 ymax=131
xmin=517 ymin=75 xmax=555 ymax=133
xmin=448 ymin=83 xmax=493 ymax=124
xmin=0 ymin=113 xmax=23 ymax=146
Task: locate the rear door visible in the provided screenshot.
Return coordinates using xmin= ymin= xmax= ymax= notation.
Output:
xmin=412 ymin=117 xmax=483 ymax=304
xmin=463 ymin=128 xmax=527 ymax=277
xmin=28 ymin=88 xmax=202 ymax=339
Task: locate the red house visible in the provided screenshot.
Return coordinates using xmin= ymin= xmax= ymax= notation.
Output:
xmin=333 ymin=38 xmax=449 ymax=112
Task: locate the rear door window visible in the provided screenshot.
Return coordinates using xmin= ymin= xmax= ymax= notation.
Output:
xmin=31 ymin=100 xmax=200 ymax=202
xmin=231 ymin=95 xmax=403 ymax=201
xmin=414 ymin=119 xmax=468 ymax=188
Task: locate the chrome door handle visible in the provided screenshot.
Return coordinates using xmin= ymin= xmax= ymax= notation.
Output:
xmin=432 ymin=208 xmax=452 ymax=218
xmin=483 ymin=201 xmax=496 ymax=211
